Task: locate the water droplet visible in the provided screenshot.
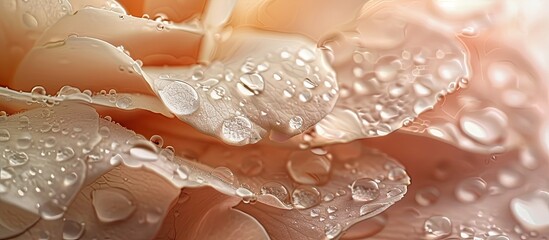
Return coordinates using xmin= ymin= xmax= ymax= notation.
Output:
xmin=303 ymin=78 xmax=318 ymax=89
xmin=221 ymin=116 xmax=253 ymax=144
xmin=459 ymin=108 xmax=506 ymax=145
xmin=92 ymin=188 xmax=136 ymax=223
xmin=273 ymin=72 xmax=282 ymax=81
xmin=149 ymin=135 xmax=164 ymax=147
xmin=298 ymin=90 xmax=312 ymax=102
xmin=387 ymin=167 xmax=410 ymax=184
xmin=210 ymin=86 xmax=226 ymax=100
xmin=63 ymin=172 xmax=78 ymax=186
xmin=175 ymin=165 xmax=190 ymax=180
xmin=115 ymin=96 xmax=133 ymax=109
xmin=7 ymin=151 xmax=29 ymax=167
xmin=325 ymin=223 xmax=342 ymax=239
xmin=212 ymin=167 xmax=235 ymax=184
xmin=459 ymin=225 xmax=475 ymax=239
xmin=291 ymin=186 xmax=321 ymax=209
xmin=56 ymin=147 xmax=75 ymax=162
xmin=129 ymin=140 xmax=158 ymax=161
xmin=510 ymin=190 xmax=549 ymax=231
xmin=237 ymin=73 xmax=265 ymax=96
xmin=289 ymin=116 xmax=304 ymax=130
xmin=374 ymin=56 xmax=401 ymax=82
xmin=1 ymin=168 xmax=14 ymax=180
xmin=158 ymin=80 xmax=200 ymax=115
xmin=63 ymin=220 xmax=85 ymax=240
xmin=236 ymin=187 xmax=256 ymax=204
xmin=260 ymin=182 xmax=289 ymax=202
xmin=240 ymin=60 xmax=256 ymax=73
xmin=98 ymin=126 xmax=110 ymax=138
xmin=16 ymin=133 xmax=32 ymax=149
xmin=415 ymin=187 xmax=440 ymax=207
xmin=351 ymin=178 xmax=380 ymax=202
xmin=287 ymin=151 xmax=331 ymax=185
xmin=437 ymin=59 xmax=463 ymax=82
xmin=0 ymin=129 xmax=10 ymax=142
xmin=310 ymin=208 xmax=320 ymax=217
xmin=424 ymin=216 xmax=452 ymax=239
xmin=298 ymin=48 xmax=316 ymax=62
xmin=498 ymin=167 xmax=523 ymax=188
xmin=455 ymin=177 xmax=487 ymax=203
xmin=22 ymin=12 xmax=38 ymax=28
xmin=109 ymin=154 xmax=124 ymax=166
xmin=39 ymin=200 xmax=65 ymax=220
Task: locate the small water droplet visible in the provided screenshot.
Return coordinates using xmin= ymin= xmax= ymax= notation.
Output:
xmin=415 ymin=187 xmax=440 ymax=207
xmin=351 ymin=178 xmax=380 ymax=202
xmin=92 ymin=188 xmax=136 ymax=223
xmin=63 ymin=172 xmax=78 ymax=186
xmin=424 ymin=216 xmax=452 ymax=239
xmin=158 ymin=80 xmax=200 ymax=115
xmin=39 ymin=200 xmax=65 ymax=220
xmin=175 ymin=165 xmax=190 ymax=180
xmin=498 ymin=167 xmax=523 ymax=188
xmin=149 ymin=135 xmax=164 ymax=147
xmin=209 ymin=86 xmax=226 ymax=100
xmin=387 ymin=167 xmax=410 ymax=184
xmin=287 ymin=151 xmax=331 ymax=185
xmin=236 ymin=187 xmax=256 ymax=204
xmin=298 ymin=48 xmax=316 ymax=62
xmin=374 ymin=56 xmax=401 ymax=82
xmin=291 ymin=186 xmax=321 ymax=209
xmin=0 ymin=129 xmax=10 ymax=142
xmin=455 ymin=177 xmax=487 ymax=203
xmin=212 ymin=167 xmax=235 ymax=184
xmin=237 ymin=73 xmax=265 ymax=96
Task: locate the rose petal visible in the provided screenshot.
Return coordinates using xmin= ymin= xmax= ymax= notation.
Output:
xmin=144 ymin=30 xmax=338 ymax=145
xmin=0 ymin=0 xmax=71 ymax=83
xmin=303 ymin=1 xmax=470 ymax=146
xmin=67 ymin=0 xmax=126 ymax=14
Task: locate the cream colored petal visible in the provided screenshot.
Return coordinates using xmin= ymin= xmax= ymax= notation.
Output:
xmin=67 ymin=0 xmax=126 ymax=14
xmin=144 ymin=30 xmax=338 ymax=145
xmin=0 ymin=0 xmax=71 ymax=84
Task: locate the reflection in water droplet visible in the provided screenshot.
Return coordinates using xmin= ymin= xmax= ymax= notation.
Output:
xmin=7 ymin=152 xmax=29 ymax=167
xmin=158 ymin=80 xmax=200 ymax=115
xmin=56 ymin=147 xmax=75 ymax=162
xmin=289 ymin=116 xmax=304 ymax=130
xmin=260 ymin=182 xmax=289 ymax=203
xmin=351 ymin=178 xmax=380 ymax=202
xmin=129 ymin=140 xmax=158 ymax=161
xmin=498 ymin=167 xmax=523 ymax=188
xmin=287 ymin=151 xmax=331 ymax=185
xmin=455 ymin=177 xmax=487 ymax=203
xmin=424 ymin=216 xmax=452 ymax=239
xmin=221 ymin=116 xmax=253 ymax=144
xmin=0 ymin=129 xmax=10 ymax=142
xmin=63 ymin=220 xmax=85 ymax=240
xmin=510 ymin=190 xmax=549 ymax=231
xmin=236 ymin=187 xmax=256 ymax=204
xmin=415 ymin=187 xmax=440 ymax=207
xmin=291 ymin=186 xmax=321 ymax=209
xmin=92 ymin=188 xmax=136 ymax=223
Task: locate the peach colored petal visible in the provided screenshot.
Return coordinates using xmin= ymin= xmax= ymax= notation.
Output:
xmin=0 ymin=0 xmax=71 ymax=84
xmin=67 ymin=0 xmax=126 ymax=14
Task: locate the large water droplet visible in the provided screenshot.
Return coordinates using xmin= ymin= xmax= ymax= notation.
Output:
xmin=424 ymin=216 xmax=452 ymax=239
xmin=22 ymin=12 xmax=38 ymax=28
xmin=510 ymin=190 xmax=549 ymax=231
xmin=291 ymin=186 xmax=321 ymax=209
xmin=92 ymin=188 xmax=136 ymax=223
xmin=63 ymin=220 xmax=85 ymax=240
xmin=351 ymin=178 xmax=380 ymax=202
xmin=158 ymin=80 xmax=200 ymax=115
xmin=39 ymin=200 xmax=65 ymax=220
xmin=459 ymin=108 xmax=506 ymax=145
xmin=221 ymin=116 xmax=253 ymax=144
xmin=56 ymin=147 xmax=75 ymax=162
xmin=287 ymin=151 xmax=331 ymax=185
xmin=498 ymin=167 xmax=523 ymax=189
xmin=455 ymin=177 xmax=487 ymax=203
xmin=7 ymin=151 xmax=29 ymax=167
